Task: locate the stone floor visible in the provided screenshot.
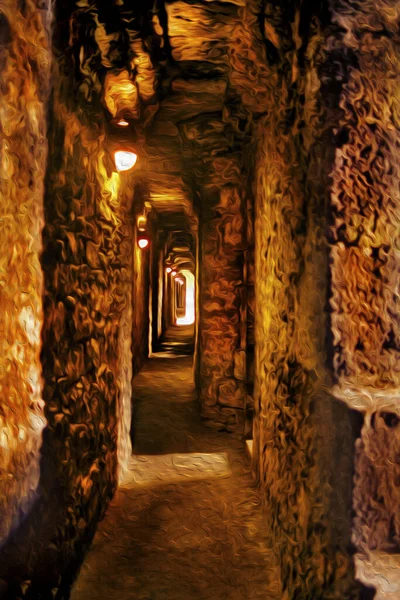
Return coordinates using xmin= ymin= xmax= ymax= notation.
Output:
xmin=71 ymin=337 xmax=280 ymax=600
xmin=155 ymin=323 xmax=195 ymax=356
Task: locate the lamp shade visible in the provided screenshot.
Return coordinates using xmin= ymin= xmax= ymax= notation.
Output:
xmin=114 ymin=150 xmax=138 ymax=172
xmin=138 ymin=237 xmax=149 ymax=249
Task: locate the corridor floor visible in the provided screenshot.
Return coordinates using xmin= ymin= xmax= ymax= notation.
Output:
xmin=71 ymin=352 xmax=280 ymax=600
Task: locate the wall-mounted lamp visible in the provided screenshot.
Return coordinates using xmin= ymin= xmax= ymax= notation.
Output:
xmin=114 ymin=150 xmax=138 ymax=172
xmin=166 ymin=267 xmax=172 ymax=274
xmin=116 ymin=118 xmax=130 ymax=127
xmin=137 ymin=215 xmax=147 ymax=232
xmin=171 ymin=271 xmax=177 ymax=277
xmin=138 ymin=237 xmax=149 ymax=249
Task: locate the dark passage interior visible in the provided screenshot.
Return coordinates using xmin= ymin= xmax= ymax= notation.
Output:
xmin=72 ymin=350 xmax=280 ymax=600
xmin=0 ymin=1 xmax=399 ymax=599
xmin=157 ymin=325 xmax=195 ymax=357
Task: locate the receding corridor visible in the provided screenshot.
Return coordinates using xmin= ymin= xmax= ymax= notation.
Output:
xmin=71 ymin=350 xmax=280 ymax=600
xmin=2 ymin=1 xmax=398 ymax=598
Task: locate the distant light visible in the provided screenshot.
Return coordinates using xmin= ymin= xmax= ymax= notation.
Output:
xmin=138 ymin=238 xmax=149 ymax=249
xmin=171 ymin=271 xmax=177 ymax=277
xmin=176 ymin=270 xmax=195 ymax=326
xmin=166 ymin=267 xmax=172 ymax=274
xmin=114 ymin=150 xmax=137 ymax=172
xmin=117 ymin=118 xmax=129 ymax=127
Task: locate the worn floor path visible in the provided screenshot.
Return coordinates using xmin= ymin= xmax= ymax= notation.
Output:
xmin=71 ymin=347 xmax=280 ymax=600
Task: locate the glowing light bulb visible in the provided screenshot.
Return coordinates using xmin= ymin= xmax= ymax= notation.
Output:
xmin=114 ymin=150 xmax=137 ymax=172
xmin=172 ymin=271 xmax=177 ymax=277
xmin=138 ymin=238 xmax=149 ymax=249
xmin=166 ymin=267 xmax=172 ymax=274
xmin=117 ymin=118 xmax=129 ymax=127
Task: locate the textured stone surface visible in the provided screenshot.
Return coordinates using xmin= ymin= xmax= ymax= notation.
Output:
xmin=0 ymin=0 xmax=51 ymax=545
xmin=198 ymin=161 xmax=248 ymax=433
xmin=0 ymin=2 xmax=137 ymax=595
xmin=71 ymin=353 xmax=281 ymax=600
xmin=236 ymin=1 xmax=363 ymax=597
xmin=132 ymin=210 xmax=151 ymax=378
xmin=328 ymin=0 xmax=400 ymax=592
xmin=1 ymin=0 xmax=397 ymax=597
xmin=329 ymin=0 xmax=400 ymax=392
xmin=237 ymin=0 xmax=400 ymax=596
xmin=353 ymin=412 xmax=400 ymax=553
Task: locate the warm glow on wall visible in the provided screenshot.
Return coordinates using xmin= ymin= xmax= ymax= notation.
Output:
xmin=104 ymin=71 xmax=139 ymax=118
xmin=98 ymin=152 xmax=121 ymax=221
xmin=114 ymin=150 xmax=137 ymax=172
xmin=137 ymin=215 xmax=147 ymax=231
xmin=103 ymin=171 xmax=120 ymax=202
xmin=138 ymin=238 xmax=149 ymax=249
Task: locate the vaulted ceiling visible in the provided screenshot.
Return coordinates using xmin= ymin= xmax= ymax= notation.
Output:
xmin=57 ymin=0 xmax=259 ymax=219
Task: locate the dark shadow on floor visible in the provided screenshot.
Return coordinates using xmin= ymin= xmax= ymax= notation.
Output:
xmin=154 ymin=324 xmax=195 ymax=356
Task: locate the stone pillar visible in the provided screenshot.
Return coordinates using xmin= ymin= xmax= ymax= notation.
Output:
xmin=41 ymin=104 xmax=134 ymax=543
xmin=132 ymin=211 xmax=151 ymax=377
xmin=242 ymin=2 xmax=363 ymax=596
xmin=329 ymin=1 xmax=400 ymax=596
xmin=156 ymin=243 xmax=164 ymax=343
xmin=0 ymin=4 xmax=136 ymax=594
xmin=252 ymin=111 xmax=360 ymax=598
xmin=197 ymin=158 xmax=247 ymax=433
xmin=244 ymin=171 xmax=256 ymax=437
xmin=162 ymin=264 xmax=172 ymax=333
xmin=0 ymin=0 xmax=51 ymax=545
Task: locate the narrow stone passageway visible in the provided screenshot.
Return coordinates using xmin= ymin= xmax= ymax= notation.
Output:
xmin=2 ymin=3 xmax=398 ymax=597
xmin=71 ymin=348 xmax=280 ymax=600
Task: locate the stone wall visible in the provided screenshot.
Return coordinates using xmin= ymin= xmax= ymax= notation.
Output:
xmin=132 ymin=213 xmax=151 ymax=378
xmin=328 ymin=1 xmax=400 ymax=594
xmin=0 ymin=1 xmax=135 ymax=595
xmin=232 ymin=1 xmax=365 ymax=597
xmin=329 ymin=0 xmax=400 ymax=393
xmin=0 ymin=0 xmax=397 ymax=597
xmin=116 ymin=206 xmax=134 ymax=481
xmin=244 ymin=156 xmax=256 ymax=437
xmin=252 ymin=116 xmax=359 ymax=598
xmin=0 ymin=0 xmax=51 ymax=546
xmin=197 ymin=158 xmax=248 ymax=433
